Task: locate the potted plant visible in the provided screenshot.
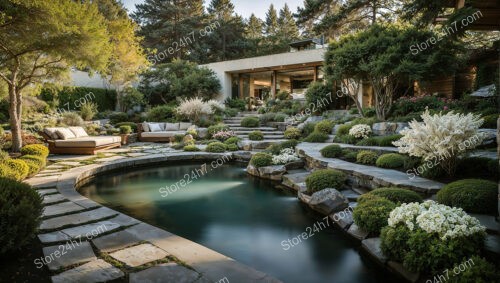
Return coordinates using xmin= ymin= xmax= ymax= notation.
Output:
xmin=119 ymin=125 xmax=133 ymax=145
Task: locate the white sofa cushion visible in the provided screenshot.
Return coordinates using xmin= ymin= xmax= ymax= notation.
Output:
xmin=142 ymin=122 xmax=150 ymax=132
xmin=179 ymin=122 xmax=192 ymax=130
xmin=69 ymin=127 xmax=89 ymax=138
xmin=165 ymin=123 xmax=180 ymax=131
xmin=44 ymin=127 xmax=66 ymax=140
xmin=54 ymin=136 xmax=121 ymax=148
xmin=56 ymin=128 xmax=76 ymax=140
xmin=148 ymin=123 xmax=163 ymax=132
xmin=141 ymin=131 xmax=184 ymax=138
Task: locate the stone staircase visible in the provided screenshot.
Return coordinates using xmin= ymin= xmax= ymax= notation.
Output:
xmin=224 ymin=112 xmax=285 ymax=140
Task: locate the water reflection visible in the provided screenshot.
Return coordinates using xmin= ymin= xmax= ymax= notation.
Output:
xmin=80 ymin=163 xmax=393 ymax=283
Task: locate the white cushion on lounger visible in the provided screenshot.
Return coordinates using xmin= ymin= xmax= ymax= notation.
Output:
xmin=69 ymin=127 xmax=89 ymax=138
xmin=142 ymin=122 xmax=150 ymax=132
xmin=44 ymin=127 xmax=66 ymax=140
xmin=56 ymin=128 xmax=76 ymax=140
xmin=54 ymin=136 xmax=121 ymax=148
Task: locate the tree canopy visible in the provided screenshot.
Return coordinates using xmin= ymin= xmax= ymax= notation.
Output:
xmin=139 ymin=59 xmax=221 ymax=105
xmin=325 ymin=24 xmax=464 ymax=120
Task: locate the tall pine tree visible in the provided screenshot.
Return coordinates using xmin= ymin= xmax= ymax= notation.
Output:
xmin=205 ymin=0 xmax=247 ymax=62
xmin=278 ymin=4 xmax=299 ymax=43
xmin=132 ymin=0 xmax=204 ymax=62
xmin=245 ymin=14 xmax=264 ymax=57
xmin=264 ymin=4 xmax=279 ymax=39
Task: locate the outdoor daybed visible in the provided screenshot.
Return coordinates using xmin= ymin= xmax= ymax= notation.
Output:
xmin=40 ymin=127 xmax=121 ymax=155
xmin=137 ymin=122 xmax=206 ymax=142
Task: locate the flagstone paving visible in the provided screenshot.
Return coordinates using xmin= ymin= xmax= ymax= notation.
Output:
xmin=109 ymin=243 xmax=169 ymax=267
xmin=43 ymin=241 xmax=97 ymax=271
xmin=51 ymin=259 xmax=124 ymax=283
xmin=129 ymin=263 xmax=204 ymax=283
xmin=40 ymin=207 xmax=118 ymax=231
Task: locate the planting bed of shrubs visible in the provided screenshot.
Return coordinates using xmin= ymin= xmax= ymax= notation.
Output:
xmin=356 ymin=150 xmax=378 ymax=165
xmin=305 ymin=169 xmax=346 ymax=194
xmin=353 ymin=195 xmax=397 ymax=234
xmin=437 ymin=179 xmax=497 ymax=214
xmin=205 ymin=142 xmax=226 ymax=153
xmin=240 ymin=117 xmax=259 ymax=128
xmin=284 ymin=127 xmax=301 ymax=139
xmin=248 ymin=131 xmax=264 ymax=141
xmin=320 ymin=144 xmax=342 ymax=158
xmin=375 ymin=153 xmax=405 ymax=169
xmin=304 ymin=132 xmax=329 ymax=143
xmin=363 ymin=187 xmax=423 ymax=204
xmin=250 ymin=152 xmax=273 ymax=167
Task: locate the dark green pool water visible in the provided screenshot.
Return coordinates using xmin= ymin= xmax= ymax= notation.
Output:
xmin=80 ymin=162 xmax=392 ymax=283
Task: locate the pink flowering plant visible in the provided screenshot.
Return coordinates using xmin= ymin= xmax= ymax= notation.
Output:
xmin=391 ymin=94 xmax=458 ymax=117
xmin=212 ymin=130 xmax=235 ymax=141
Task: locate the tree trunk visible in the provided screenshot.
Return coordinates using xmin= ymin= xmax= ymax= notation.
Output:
xmin=8 ymin=84 xmax=22 ymax=152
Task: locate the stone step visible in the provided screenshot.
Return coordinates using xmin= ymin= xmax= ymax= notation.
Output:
xmin=282 ymin=171 xmax=310 ymax=191
xmin=233 ymin=130 xmax=283 ymax=134
xmin=237 ymin=135 xmax=285 ymax=139
xmin=51 ymin=259 xmax=124 ymax=283
xmin=40 ymin=207 xmax=119 ymax=231
xmin=229 ymin=127 xmax=278 ymax=131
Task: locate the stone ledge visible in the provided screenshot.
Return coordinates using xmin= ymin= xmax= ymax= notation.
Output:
xmin=297 ymin=143 xmax=444 ymax=195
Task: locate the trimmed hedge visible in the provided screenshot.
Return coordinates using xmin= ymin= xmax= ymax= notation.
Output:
xmin=362 ymin=187 xmax=423 ymax=204
xmin=437 ymin=179 xmax=497 ymax=214
xmin=301 ymin=122 xmax=316 ymax=137
xmin=314 ymin=120 xmax=334 ymax=134
xmin=20 ymin=154 xmax=46 ymax=169
xmin=20 ymin=144 xmax=49 ymax=158
xmin=336 ymin=124 xmax=353 ymax=136
xmin=205 ymin=142 xmax=226 ymax=153
xmin=0 ymin=163 xmax=15 ymax=179
xmin=376 ymin=153 xmax=405 ymax=169
xmin=356 ymin=150 xmax=378 ymax=165
xmin=3 ymin=159 xmax=29 ymax=180
xmin=446 ymin=256 xmax=500 ymax=283
xmin=481 ymin=114 xmax=498 ymax=128
xmin=341 ymin=149 xmax=358 ymax=162
xmin=183 ymin=145 xmax=200 ymax=152
xmin=40 ymin=86 xmax=116 ymax=112
xmin=320 ymin=144 xmax=342 ymax=158
xmin=224 ymin=137 xmax=241 ymax=145
xmin=250 ymin=152 xmax=273 ymax=167
xmin=284 ymin=127 xmax=301 ymax=139
xmin=353 ymin=195 xmax=397 ymax=234
xmin=226 ymin=143 xmax=238 ymax=151
xmin=304 ymin=132 xmax=329 ymax=143
xmin=457 ymin=156 xmax=498 ymax=179
xmin=240 ymin=117 xmax=259 ymax=127
xmin=119 ymin=125 xmax=132 ymax=134
xmin=0 ymin=178 xmax=43 ymax=254
xmin=305 ymin=169 xmax=346 ymax=194
xmin=248 ymin=131 xmax=264 ymax=141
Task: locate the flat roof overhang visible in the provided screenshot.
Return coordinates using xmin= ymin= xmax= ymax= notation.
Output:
xmin=201 ymin=48 xmax=325 ymax=74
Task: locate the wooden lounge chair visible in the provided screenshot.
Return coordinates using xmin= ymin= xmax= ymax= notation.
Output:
xmin=40 ymin=127 xmax=121 ymax=155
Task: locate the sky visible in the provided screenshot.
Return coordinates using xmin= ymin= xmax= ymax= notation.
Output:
xmin=121 ymin=0 xmax=305 ymax=19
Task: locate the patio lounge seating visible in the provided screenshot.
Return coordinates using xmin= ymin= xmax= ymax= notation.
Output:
xmin=137 ymin=122 xmax=206 ymax=142
xmin=40 ymin=127 xmax=121 ymax=155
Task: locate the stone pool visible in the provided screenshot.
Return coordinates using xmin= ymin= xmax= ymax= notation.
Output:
xmin=80 ymin=162 xmax=395 ymax=283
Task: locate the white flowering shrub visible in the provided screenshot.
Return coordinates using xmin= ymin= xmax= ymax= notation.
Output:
xmin=207 ymin=99 xmax=225 ymax=113
xmin=381 ymin=200 xmax=486 ymax=273
xmin=272 ymin=148 xmax=300 ymax=165
xmin=393 ymin=109 xmax=485 ymax=176
xmin=388 ymin=201 xmax=485 ymax=240
xmin=348 ymin=124 xmax=371 ymax=139
xmin=176 ymin=97 xmax=214 ymax=123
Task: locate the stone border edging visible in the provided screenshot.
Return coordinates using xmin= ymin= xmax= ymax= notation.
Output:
xmin=31 ymin=151 xmax=281 ymax=283
xmin=296 ymin=143 xmax=444 ymax=194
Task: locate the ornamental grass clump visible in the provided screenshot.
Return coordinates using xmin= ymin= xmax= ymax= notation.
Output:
xmin=348 ymin=124 xmax=372 ymax=139
xmin=393 ymin=109 xmax=485 ymax=176
xmin=381 ymin=200 xmax=486 ymax=273
xmin=176 ymin=97 xmax=214 ymax=123
xmin=284 ymin=127 xmax=301 ymax=139
xmin=272 ymin=148 xmax=300 ymax=165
